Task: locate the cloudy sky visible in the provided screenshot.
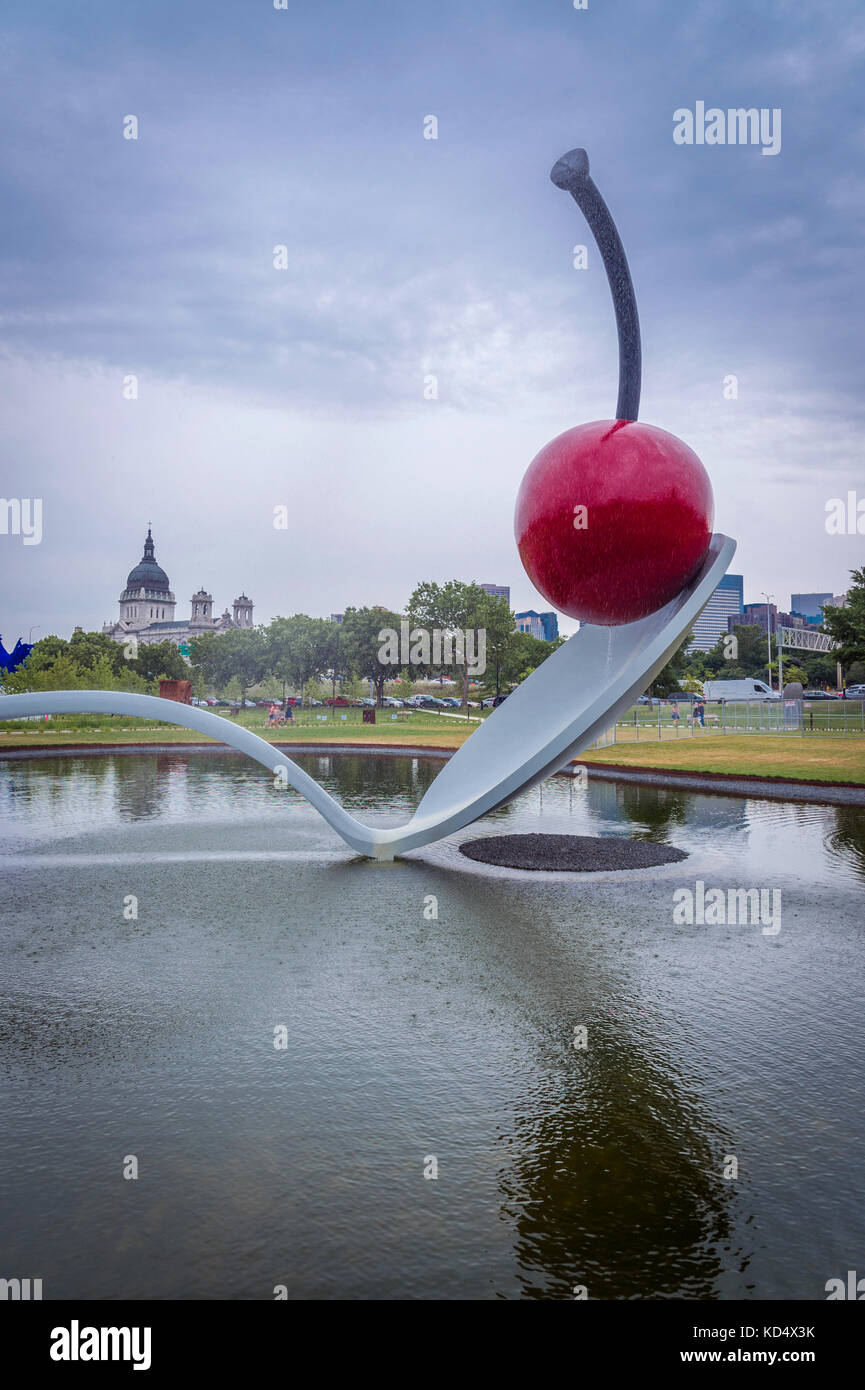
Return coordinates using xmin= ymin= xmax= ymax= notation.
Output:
xmin=1 ymin=0 xmax=864 ymax=644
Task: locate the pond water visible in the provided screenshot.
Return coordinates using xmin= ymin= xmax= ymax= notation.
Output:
xmin=0 ymin=750 xmax=863 ymax=1300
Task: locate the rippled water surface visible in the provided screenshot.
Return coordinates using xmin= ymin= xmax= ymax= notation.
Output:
xmin=1 ymin=750 xmax=863 ymax=1300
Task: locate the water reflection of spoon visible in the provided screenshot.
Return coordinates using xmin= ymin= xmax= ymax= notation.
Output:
xmin=0 ymin=533 xmax=733 ymax=860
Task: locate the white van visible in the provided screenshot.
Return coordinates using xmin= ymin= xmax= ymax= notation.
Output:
xmin=703 ymin=678 xmax=780 ymax=702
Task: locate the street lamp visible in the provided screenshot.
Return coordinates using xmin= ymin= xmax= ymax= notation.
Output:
xmin=762 ymin=594 xmax=774 ymax=691
xmin=27 ymin=626 xmax=40 ymax=644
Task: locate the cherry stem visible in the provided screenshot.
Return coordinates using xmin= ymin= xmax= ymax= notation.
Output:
xmin=550 ymin=148 xmax=641 ymax=422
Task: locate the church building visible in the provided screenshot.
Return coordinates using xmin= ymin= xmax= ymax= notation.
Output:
xmin=103 ymin=528 xmax=253 ymax=648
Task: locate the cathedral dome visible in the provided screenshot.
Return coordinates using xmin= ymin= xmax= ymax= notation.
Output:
xmin=124 ymin=528 xmax=170 ymax=594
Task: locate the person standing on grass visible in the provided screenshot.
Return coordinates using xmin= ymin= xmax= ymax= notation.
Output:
xmin=694 ymin=694 xmax=705 ymax=728
xmin=670 ymin=698 xmax=680 ymax=730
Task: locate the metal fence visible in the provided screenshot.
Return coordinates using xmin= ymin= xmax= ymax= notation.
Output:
xmin=590 ymin=698 xmax=865 ymax=747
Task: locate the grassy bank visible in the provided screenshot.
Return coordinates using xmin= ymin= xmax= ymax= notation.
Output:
xmin=0 ymin=708 xmax=475 ymax=751
xmin=579 ymin=735 xmax=865 ymax=785
xmin=3 ymin=711 xmax=864 ymax=785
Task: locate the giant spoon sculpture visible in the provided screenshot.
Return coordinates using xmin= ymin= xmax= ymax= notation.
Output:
xmin=1 ymin=149 xmax=734 ymax=860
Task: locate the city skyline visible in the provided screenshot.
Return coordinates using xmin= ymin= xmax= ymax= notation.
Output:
xmin=12 ymin=519 xmax=852 ymax=651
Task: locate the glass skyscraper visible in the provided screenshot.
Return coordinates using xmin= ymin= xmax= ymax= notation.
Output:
xmin=686 ymin=572 xmax=744 ymax=652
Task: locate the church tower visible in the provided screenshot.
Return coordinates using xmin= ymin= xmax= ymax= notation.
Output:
xmin=190 ymin=589 xmax=213 ymax=624
xmin=118 ymin=528 xmax=176 ymax=627
xmin=232 ymin=594 xmax=254 ymax=628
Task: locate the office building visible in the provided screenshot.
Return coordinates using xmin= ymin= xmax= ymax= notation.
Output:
xmin=739 ymin=601 xmax=776 ymax=634
xmin=791 ymin=593 xmax=833 ymax=626
xmin=730 ymin=606 xmax=806 ymax=637
xmin=514 ymin=610 xmax=559 ymax=642
xmin=687 ymin=573 xmax=743 ymax=652
xmin=480 ymin=583 xmax=511 ymax=606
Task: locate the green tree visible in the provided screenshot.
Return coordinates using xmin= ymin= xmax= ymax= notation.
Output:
xmin=651 ymin=632 xmax=695 ymax=698
xmin=1 ymin=631 xmax=152 ymax=695
xmin=340 ymin=606 xmax=404 ymax=705
xmin=191 ymin=628 xmax=266 ymax=704
xmin=796 ymin=650 xmax=839 ymax=687
xmin=321 ymin=620 xmax=347 ymax=700
xmin=479 ymin=595 xmax=519 ymax=698
xmin=408 ymin=580 xmax=497 ymax=708
xmin=394 ymin=669 xmax=414 ymax=700
xmin=127 ymin=639 xmax=188 ymax=684
xmin=702 ymin=624 xmax=771 ymax=681
xmin=497 ymin=630 xmax=557 ymax=689
xmin=304 ymin=676 xmax=327 ymax=705
xmin=678 ymin=675 xmax=705 ymax=694
xmin=344 ymin=669 xmax=363 ymax=701
xmin=822 ymin=569 xmax=865 ymax=667
xmin=3 ymin=648 xmax=84 ymax=694
xmin=67 ymin=629 xmax=128 ymax=677
xmin=774 ymin=662 xmax=808 ymax=687
xmin=265 ymin=615 xmax=332 ymax=700
xmin=224 ymin=676 xmax=243 ymax=707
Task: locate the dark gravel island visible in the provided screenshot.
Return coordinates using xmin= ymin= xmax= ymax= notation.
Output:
xmin=459 ymin=833 xmax=689 ymax=872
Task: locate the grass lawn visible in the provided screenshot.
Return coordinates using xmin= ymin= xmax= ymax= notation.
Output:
xmin=3 ymin=711 xmax=864 ymax=785
xmin=0 ymin=709 xmax=475 ymax=752
xmin=579 ymin=735 xmax=865 ymax=785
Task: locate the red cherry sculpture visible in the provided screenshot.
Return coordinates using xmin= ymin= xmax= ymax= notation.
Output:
xmin=516 ymin=419 xmax=714 ymax=626
xmin=515 ymin=149 xmax=714 ymax=626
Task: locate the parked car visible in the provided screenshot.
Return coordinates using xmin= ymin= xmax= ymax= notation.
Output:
xmin=325 ymin=696 xmax=350 ymax=707
xmin=418 ymin=695 xmax=445 ymax=709
xmin=843 ymin=685 xmax=865 ymax=700
xmin=381 ymin=697 xmax=403 ymax=708
xmin=802 ymin=690 xmax=841 ymax=700
xmin=440 ymin=697 xmax=461 ymax=708
xmin=703 ymin=679 xmax=780 ymax=702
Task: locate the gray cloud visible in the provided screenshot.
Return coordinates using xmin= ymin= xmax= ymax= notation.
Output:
xmin=1 ymin=0 xmax=863 ymax=642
